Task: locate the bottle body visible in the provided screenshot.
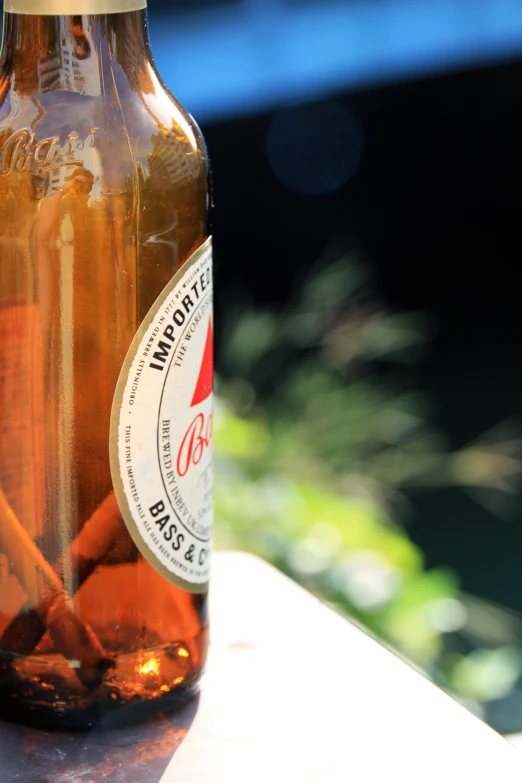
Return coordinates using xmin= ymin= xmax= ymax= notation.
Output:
xmin=0 ymin=8 xmax=210 ymax=727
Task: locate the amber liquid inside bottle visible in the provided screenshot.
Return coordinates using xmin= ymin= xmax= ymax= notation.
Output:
xmin=0 ymin=8 xmax=209 ymax=728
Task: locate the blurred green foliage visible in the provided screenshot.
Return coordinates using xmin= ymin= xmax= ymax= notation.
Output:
xmin=214 ymin=240 xmax=522 ymax=729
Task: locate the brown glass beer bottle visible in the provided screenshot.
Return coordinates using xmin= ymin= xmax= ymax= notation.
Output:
xmin=0 ymin=0 xmax=212 ymax=728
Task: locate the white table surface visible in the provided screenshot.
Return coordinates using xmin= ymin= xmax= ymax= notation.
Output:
xmin=163 ymin=552 xmax=522 ymax=783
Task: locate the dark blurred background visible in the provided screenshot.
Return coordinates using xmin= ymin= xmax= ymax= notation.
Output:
xmin=147 ymin=0 xmax=522 ymax=732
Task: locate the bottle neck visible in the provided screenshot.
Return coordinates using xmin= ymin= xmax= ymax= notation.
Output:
xmin=1 ymin=10 xmax=151 ymax=94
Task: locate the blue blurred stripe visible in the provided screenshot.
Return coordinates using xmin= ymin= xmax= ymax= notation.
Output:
xmin=149 ymin=0 xmax=522 ymax=122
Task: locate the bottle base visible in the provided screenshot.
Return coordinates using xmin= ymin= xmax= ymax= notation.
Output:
xmin=0 ymin=641 xmax=203 ymax=730
xmin=0 ymin=677 xmax=201 ymax=731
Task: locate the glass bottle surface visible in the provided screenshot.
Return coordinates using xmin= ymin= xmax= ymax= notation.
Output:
xmin=0 ymin=7 xmax=210 ymax=728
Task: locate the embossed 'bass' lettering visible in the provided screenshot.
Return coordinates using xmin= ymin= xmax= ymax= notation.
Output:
xmin=0 ymin=129 xmax=32 ymax=174
xmin=0 ymin=127 xmax=97 ymax=176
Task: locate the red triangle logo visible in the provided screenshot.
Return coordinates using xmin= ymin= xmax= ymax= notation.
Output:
xmin=191 ymin=319 xmax=213 ymax=407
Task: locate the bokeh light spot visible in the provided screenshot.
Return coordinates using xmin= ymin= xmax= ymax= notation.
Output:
xmin=266 ymin=101 xmax=363 ymax=196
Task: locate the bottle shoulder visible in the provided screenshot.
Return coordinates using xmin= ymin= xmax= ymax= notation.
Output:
xmin=130 ymin=60 xmax=209 ymax=176
xmin=0 ymin=66 xmax=208 ymax=192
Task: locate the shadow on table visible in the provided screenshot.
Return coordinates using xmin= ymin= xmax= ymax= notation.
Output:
xmin=0 ymin=695 xmax=199 ymax=783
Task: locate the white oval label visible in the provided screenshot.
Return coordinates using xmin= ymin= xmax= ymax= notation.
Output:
xmin=110 ymin=239 xmax=213 ymax=593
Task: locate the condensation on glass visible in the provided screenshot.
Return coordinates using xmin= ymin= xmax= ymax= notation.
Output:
xmin=0 ymin=9 xmax=210 ymax=727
